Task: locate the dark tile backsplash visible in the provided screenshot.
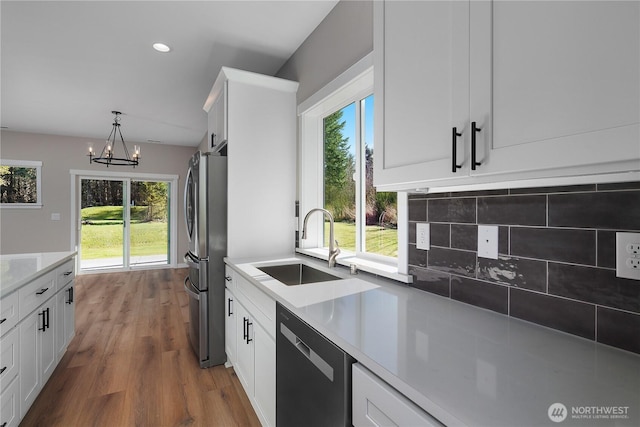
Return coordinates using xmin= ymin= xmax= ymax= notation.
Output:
xmin=407 ymin=182 xmax=640 ymax=355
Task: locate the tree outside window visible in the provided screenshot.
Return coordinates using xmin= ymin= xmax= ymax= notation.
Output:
xmin=0 ymin=160 xmax=42 ymax=207
xmin=323 ymin=95 xmax=398 ymax=258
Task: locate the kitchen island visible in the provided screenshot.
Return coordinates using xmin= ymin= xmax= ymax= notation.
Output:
xmin=226 ymin=255 xmax=640 ymax=427
xmin=0 ymin=251 xmax=76 ymax=297
xmin=0 ymin=250 xmax=76 ymax=427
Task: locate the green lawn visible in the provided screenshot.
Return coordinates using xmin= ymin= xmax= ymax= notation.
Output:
xmin=325 ymin=222 xmax=398 ymax=257
xmin=81 ymin=206 xmax=167 ymax=260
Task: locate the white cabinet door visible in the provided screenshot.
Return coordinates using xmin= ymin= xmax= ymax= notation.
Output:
xmin=19 ymin=299 xmax=55 ymax=417
xmin=234 ymin=301 xmax=254 ymax=395
xmin=0 ymin=375 xmax=20 ymax=427
xmin=38 ymin=299 xmax=56 ymax=386
xmin=207 ymin=81 xmax=228 ymax=152
xmin=224 ymin=287 xmax=236 ymax=365
xmin=353 ymin=364 xmax=442 ymax=427
xmin=0 ymin=327 xmax=20 ymax=390
xmin=253 ymin=321 xmax=275 ymax=427
xmin=56 ymin=282 xmax=75 ymax=361
xmin=19 ymin=309 xmax=40 ymax=418
xmin=470 ymin=0 xmax=640 ymax=177
xmin=374 ymin=0 xmax=470 ymax=190
xmin=63 ymin=284 xmax=75 ymax=349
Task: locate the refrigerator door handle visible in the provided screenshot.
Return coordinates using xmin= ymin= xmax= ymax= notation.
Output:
xmin=184 ymin=251 xmax=201 ymax=269
xmin=183 ymin=276 xmax=200 ymax=301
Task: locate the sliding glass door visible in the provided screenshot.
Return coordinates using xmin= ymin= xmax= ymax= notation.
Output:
xmin=79 ymin=177 xmax=170 ymax=271
xmin=129 ymin=180 xmax=170 ymax=267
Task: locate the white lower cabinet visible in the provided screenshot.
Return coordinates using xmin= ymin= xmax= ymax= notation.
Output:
xmin=253 ymin=321 xmax=275 ymax=427
xmin=0 ymin=376 xmax=20 ymax=427
xmin=225 ymin=266 xmax=276 ymax=427
xmin=19 ymin=297 xmax=56 ymax=417
xmin=234 ymin=300 xmax=254 ymax=396
xmin=224 ymin=287 xmax=237 ymax=365
xmin=0 ymin=255 xmax=76 ymax=425
xmin=56 ymin=282 xmax=75 ymax=361
xmin=353 ymin=364 xmax=442 ymax=427
xmin=0 ymin=327 xmax=19 ymax=391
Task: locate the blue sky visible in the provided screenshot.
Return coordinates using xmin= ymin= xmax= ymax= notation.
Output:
xmin=339 ymin=95 xmax=374 ymax=156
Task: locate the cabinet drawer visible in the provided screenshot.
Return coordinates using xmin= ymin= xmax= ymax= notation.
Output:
xmin=19 ymin=272 xmax=55 ymax=318
xmin=0 ymin=292 xmax=19 ymax=337
xmin=56 ymin=259 xmax=75 ymax=291
xmin=353 ymin=364 xmax=442 ymax=427
xmin=0 ymin=375 xmax=20 ymax=427
xmin=0 ymin=327 xmax=19 ymax=391
xmin=235 ymin=274 xmax=275 ymax=335
xmin=224 ymin=266 xmax=235 ymax=292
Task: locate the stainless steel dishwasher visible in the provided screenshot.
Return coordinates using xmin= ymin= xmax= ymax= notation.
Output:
xmin=276 ymin=302 xmax=354 ymax=427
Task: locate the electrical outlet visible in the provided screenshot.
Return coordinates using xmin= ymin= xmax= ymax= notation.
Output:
xmin=416 ymin=223 xmax=430 ymax=250
xmin=477 ymin=225 xmax=499 ymax=260
xmin=616 ymin=232 xmax=640 ymax=280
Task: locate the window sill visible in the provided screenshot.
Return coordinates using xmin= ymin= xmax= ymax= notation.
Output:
xmin=295 ymin=247 xmax=413 ymax=284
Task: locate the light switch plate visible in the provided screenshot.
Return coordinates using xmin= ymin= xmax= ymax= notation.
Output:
xmin=616 ymin=232 xmax=640 ymax=280
xmin=416 ymin=223 xmax=430 ymax=250
xmin=478 ymin=225 xmax=499 ymax=259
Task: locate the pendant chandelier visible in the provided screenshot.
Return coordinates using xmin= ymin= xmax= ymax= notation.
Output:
xmin=87 ymin=111 xmax=140 ymax=167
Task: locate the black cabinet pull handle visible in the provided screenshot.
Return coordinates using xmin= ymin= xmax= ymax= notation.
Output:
xmin=471 ymin=121 xmax=482 ymax=170
xmin=243 ymin=317 xmax=248 ymax=342
xmin=246 ymin=320 xmax=253 ymax=343
xmin=36 ymin=287 xmax=49 ymax=295
xmin=63 ymin=270 xmax=73 ymax=276
xmin=0 ymin=366 xmax=6 ymax=375
xmin=211 ymin=133 xmax=216 ymax=148
xmin=39 ymin=310 xmax=46 ymax=331
xmin=225 ymin=276 xmax=232 ymax=282
xmin=67 ymin=287 xmax=74 ymax=304
xmin=1 ymin=421 xmax=7 ymax=427
xmin=45 ymin=307 xmax=50 ymax=330
xmin=227 ymin=298 xmax=233 ymax=317
xmin=0 ymin=318 xmax=6 ymax=325
xmin=452 ymin=127 xmax=462 ymax=173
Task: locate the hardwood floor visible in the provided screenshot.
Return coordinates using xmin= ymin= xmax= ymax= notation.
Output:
xmin=20 ymin=268 xmax=261 ymax=427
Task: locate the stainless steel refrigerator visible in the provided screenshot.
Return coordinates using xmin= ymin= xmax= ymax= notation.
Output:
xmin=183 ymin=151 xmax=227 ymax=368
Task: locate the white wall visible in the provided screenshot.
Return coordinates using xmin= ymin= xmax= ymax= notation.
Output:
xmin=276 ymin=0 xmax=373 ymax=105
xmin=0 ymin=130 xmax=196 ymax=258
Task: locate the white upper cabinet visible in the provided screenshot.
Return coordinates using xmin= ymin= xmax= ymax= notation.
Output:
xmin=205 ymin=81 xmax=228 ymax=153
xmin=374 ymin=0 xmax=469 ymax=189
xmin=375 ymin=0 xmax=640 ymax=191
xmin=470 ymin=0 xmax=640 ymax=177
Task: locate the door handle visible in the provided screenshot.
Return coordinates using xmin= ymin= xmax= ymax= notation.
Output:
xmin=63 ymin=270 xmax=73 ymax=276
xmin=36 ymin=287 xmax=49 ymax=295
xmin=67 ymin=287 xmax=74 ymax=304
xmin=227 ymin=298 xmax=233 ymax=317
xmin=0 ymin=366 xmax=6 ymax=375
xmin=183 ymin=277 xmax=200 ymax=301
xmin=279 ymin=323 xmax=334 ymax=381
xmin=471 ymin=121 xmax=482 ymax=170
xmin=452 ymin=127 xmax=462 ymax=173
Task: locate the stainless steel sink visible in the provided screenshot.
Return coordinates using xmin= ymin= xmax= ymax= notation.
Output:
xmin=257 ymin=263 xmax=341 ymax=286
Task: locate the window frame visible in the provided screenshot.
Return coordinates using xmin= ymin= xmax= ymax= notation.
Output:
xmin=0 ymin=159 xmax=43 ymax=208
xmin=297 ymin=54 xmax=409 ymax=279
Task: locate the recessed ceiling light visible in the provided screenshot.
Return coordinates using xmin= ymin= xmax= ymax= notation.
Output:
xmin=152 ymin=42 xmax=171 ymax=53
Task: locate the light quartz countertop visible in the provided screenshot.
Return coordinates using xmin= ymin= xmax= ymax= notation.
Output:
xmin=226 ymin=254 xmax=640 ymax=427
xmin=0 ymin=251 xmax=76 ymax=298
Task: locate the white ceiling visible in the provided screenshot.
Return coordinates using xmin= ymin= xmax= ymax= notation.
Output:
xmin=0 ymin=0 xmax=338 ymax=147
